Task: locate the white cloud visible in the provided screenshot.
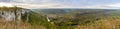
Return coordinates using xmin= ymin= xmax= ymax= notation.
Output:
xmin=107 ymin=3 xmax=120 ymax=7
xmin=16 ymin=3 xmax=80 ymax=9
xmin=0 ymin=0 xmax=81 ymax=9
xmin=79 ymin=3 xmax=120 ymax=9
xmin=0 ymin=2 xmax=14 ymax=7
xmin=0 ymin=2 xmax=120 ymax=9
xmin=0 ymin=2 xmax=80 ymax=9
xmin=11 ymin=0 xmax=57 ymax=4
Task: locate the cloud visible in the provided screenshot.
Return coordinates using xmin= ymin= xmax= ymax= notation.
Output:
xmin=17 ymin=4 xmax=120 ymax=9
xmin=6 ymin=0 xmax=58 ymax=4
xmin=0 ymin=2 xmax=14 ymax=7
xmin=0 ymin=2 xmax=119 ymax=9
xmin=16 ymin=3 xmax=80 ymax=9
xmin=0 ymin=2 xmax=80 ymax=9
xmin=0 ymin=0 xmax=80 ymax=9
xmin=71 ymin=3 xmax=120 ymax=9
xmin=0 ymin=0 xmax=12 ymax=2
xmin=106 ymin=3 xmax=120 ymax=7
xmin=78 ymin=4 xmax=120 ymax=9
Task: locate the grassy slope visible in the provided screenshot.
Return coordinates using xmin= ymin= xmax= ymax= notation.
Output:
xmin=0 ymin=8 xmax=116 ymax=29
xmin=29 ymin=10 xmax=120 ymax=29
xmin=75 ymin=10 xmax=120 ymax=29
xmin=29 ymin=11 xmax=58 ymax=29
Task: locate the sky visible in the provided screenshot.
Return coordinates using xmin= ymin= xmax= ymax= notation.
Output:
xmin=0 ymin=0 xmax=120 ymax=9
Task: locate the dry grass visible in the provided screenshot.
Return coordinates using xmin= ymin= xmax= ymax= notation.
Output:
xmin=0 ymin=18 xmax=46 ymax=29
xmin=75 ymin=19 xmax=120 ymax=29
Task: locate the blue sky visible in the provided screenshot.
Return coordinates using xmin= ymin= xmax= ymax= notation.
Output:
xmin=0 ymin=0 xmax=120 ymax=9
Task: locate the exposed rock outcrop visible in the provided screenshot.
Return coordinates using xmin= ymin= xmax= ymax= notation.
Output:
xmin=0 ymin=7 xmax=30 ymax=22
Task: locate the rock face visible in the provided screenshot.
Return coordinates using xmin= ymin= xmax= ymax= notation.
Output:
xmin=0 ymin=7 xmax=30 ymax=22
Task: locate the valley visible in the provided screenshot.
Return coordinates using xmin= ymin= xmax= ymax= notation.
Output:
xmin=0 ymin=7 xmax=120 ymax=29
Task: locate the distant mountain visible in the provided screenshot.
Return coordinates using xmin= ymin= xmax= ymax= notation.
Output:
xmin=31 ymin=8 xmax=118 ymax=14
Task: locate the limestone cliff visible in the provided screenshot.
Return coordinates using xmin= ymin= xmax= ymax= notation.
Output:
xmin=0 ymin=7 xmax=30 ymax=22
